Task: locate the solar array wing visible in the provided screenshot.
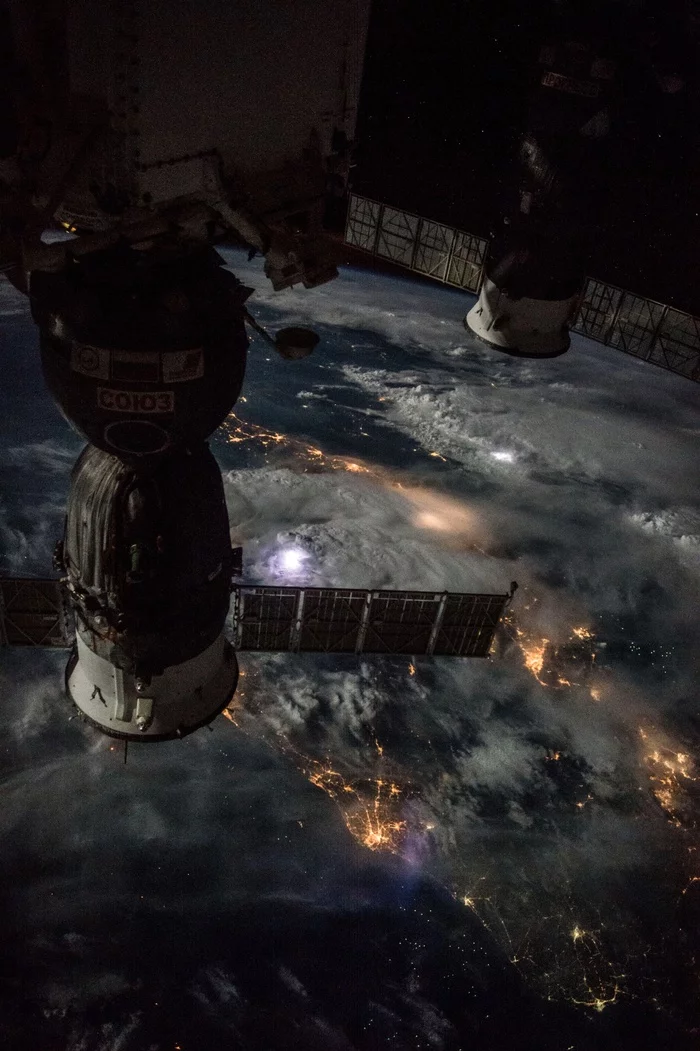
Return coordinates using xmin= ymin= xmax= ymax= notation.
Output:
xmin=0 ymin=577 xmax=72 ymax=647
xmin=0 ymin=579 xmax=510 ymax=658
xmin=361 ymin=591 xmax=440 ymax=655
xmin=231 ymin=586 xmax=298 ymax=652
xmin=297 ymin=589 xmax=369 ymax=653
xmin=232 ymin=586 xmax=509 ymax=657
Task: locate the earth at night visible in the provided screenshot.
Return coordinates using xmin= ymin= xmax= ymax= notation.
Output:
xmin=1 ymin=247 xmax=699 ymax=1050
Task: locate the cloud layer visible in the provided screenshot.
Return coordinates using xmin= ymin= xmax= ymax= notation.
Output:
xmin=0 ymin=249 xmax=698 ymax=1047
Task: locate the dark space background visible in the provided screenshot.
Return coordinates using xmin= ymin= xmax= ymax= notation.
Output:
xmin=351 ymin=0 xmax=700 ymax=313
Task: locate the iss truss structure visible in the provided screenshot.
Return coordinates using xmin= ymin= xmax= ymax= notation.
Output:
xmin=345 ymin=194 xmax=700 ymax=384
xmin=0 ymin=577 xmax=509 ymax=660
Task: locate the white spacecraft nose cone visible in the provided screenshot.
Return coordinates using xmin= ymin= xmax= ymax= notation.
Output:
xmin=67 ymin=634 xmax=237 ymax=740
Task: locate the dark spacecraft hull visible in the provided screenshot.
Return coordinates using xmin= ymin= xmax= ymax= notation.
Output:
xmin=31 ymin=246 xmax=250 ymax=462
xmin=466 ymin=10 xmax=617 ymax=356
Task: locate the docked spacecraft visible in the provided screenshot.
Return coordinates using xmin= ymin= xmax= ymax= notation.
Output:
xmin=34 ymin=240 xmax=250 ymax=737
xmin=466 ymin=8 xmax=619 ymax=357
xmin=464 ymin=3 xmax=689 ymax=358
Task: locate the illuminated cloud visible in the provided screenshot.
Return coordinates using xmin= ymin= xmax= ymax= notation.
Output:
xmin=279 ymin=547 xmax=307 ymax=573
xmin=1 ymin=246 xmax=698 ymax=1045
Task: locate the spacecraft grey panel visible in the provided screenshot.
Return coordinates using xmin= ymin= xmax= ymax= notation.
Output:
xmin=0 ymin=578 xmax=71 ymax=647
xmin=65 ymin=0 xmax=370 ymax=201
xmin=233 ymin=586 xmax=508 ymax=657
xmin=297 ymin=589 xmax=368 ymax=653
xmin=573 ymin=279 xmax=700 ymax=381
xmin=233 ymin=587 xmax=299 ymax=652
xmin=432 ymin=594 xmax=508 ymax=657
xmin=34 ymin=0 xmax=371 ymax=256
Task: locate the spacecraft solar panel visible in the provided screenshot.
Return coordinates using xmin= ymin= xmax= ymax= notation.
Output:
xmin=234 ymin=587 xmax=298 ymax=652
xmin=233 ymin=586 xmax=509 ymax=658
xmin=344 ymin=195 xmax=382 ymax=253
xmin=297 ymin=589 xmax=368 ymax=653
xmin=0 ymin=577 xmax=71 ymax=647
xmin=375 ymin=207 xmax=420 ymax=267
xmin=412 ymin=220 xmax=455 ymax=282
xmin=650 ymin=307 xmax=700 ymax=378
xmin=433 ymin=593 xmax=506 ymax=656
xmin=574 ymin=278 xmax=700 ymax=380
xmin=361 ymin=591 xmax=440 ymax=655
xmin=0 ymin=579 xmax=509 ymax=658
xmin=344 ymin=194 xmax=488 ymax=294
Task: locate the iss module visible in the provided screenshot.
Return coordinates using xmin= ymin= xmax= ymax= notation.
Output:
xmin=466 ymin=9 xmax=619 ymax=357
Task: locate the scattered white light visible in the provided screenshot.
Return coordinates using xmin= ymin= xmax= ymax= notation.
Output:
xmin=398 ymin=487 xmax=476 ymax=542
xmin=280 ymin=547 xmax=306 ymax=573
xmin=416 ymin=511 xmax=449 ymax=531
xmin=490 ymin=450 xmax=515 ymax=463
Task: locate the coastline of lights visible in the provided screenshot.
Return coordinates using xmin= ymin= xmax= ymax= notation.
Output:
xmin=215 ymin=416 xmax=697 ymax=1023
xmin=458 ymin=885 xmax=627 ymax=1012
xmin=220 ymin=411 xmax=483 ymax=544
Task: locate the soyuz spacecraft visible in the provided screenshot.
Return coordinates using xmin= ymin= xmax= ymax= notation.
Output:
xmin=0 ymin=0 xmax=513 ymax=741
xmin=341 ymin=2 xmax=696 ymax=378
xmin=466 ymin=7 xmax=620 ymax=358
xmin=463 ymin=2 xmax=687 ymax=359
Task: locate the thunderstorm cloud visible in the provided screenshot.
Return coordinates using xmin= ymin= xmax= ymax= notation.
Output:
xmin=0 ymin=249 xmax=698 ymax=1048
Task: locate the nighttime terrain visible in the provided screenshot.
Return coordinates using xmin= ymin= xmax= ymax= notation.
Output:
xmin=0 ymin=250 xmax=698 ymax=1047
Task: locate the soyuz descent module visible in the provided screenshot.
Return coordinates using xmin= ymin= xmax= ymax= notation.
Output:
xmin=0 ymin=0 xmax=513 ymax=740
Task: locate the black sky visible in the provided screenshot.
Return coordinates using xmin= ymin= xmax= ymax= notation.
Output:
xmin=352 ymin=0 xmax=700 ymax=314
